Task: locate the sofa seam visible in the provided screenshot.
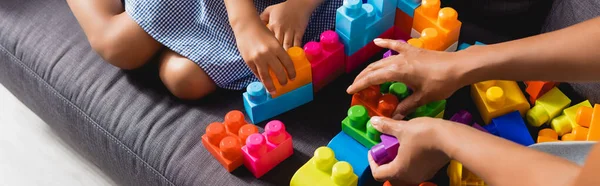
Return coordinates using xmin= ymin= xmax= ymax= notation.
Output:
xmin=0 ymin=45 xmax=176 ymax=186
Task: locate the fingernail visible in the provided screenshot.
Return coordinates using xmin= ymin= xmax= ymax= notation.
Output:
xmin=373 ymin=38 xmax=384 ymax=44
xmin=370 ymin=116 xmax=382 ymax=126
xmin=346 ymin=85 xmax=352 ymax=92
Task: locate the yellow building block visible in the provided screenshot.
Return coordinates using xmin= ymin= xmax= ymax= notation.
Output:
xmin=435 ymin=110 xmax=445 ymax=119
xmin=470 ymin=80 xmax=530 ymax=124
xmin=269 ymin=47 xmax=312 ymax=98
xmin=412 ymin=0 xmax=462 ymax=51
xmin=290 ymin=147 xmax=358 ymax=186
xmin=550 ymin=100 xmax=592 ymax=136
xmin=526 ymin=87 xmax=571 ymax=127
xmin=447 ymin=160 xmax=485 ymax=186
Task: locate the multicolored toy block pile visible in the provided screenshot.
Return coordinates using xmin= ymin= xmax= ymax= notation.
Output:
xmin=201 ymin=111 xmax=294 ymax=178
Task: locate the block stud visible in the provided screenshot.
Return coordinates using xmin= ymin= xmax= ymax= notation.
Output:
xmin=486 ymin=86 xmax=505 ymax=107
xmin=421 ymin=0 xmax=441 ymax=18
xmin=378 ymin=94 xmax=400 ymax=117
xmin=220 ymin=136 xmax=242 ymax=160
xmin=420 ymin=28 xmax=439 ymax=50
xmin=366 ymin=120 xmax=382 ymax=142
xmin=265 ymin=120 xmax=287 ymax=145
xmin=408 ymin=38 xmax=424 ymax=48
xmin=224 ymin=110 xmax=245 ymax=134
xmin=206 ymin=122 xmax=226 ymax=146
xmin=320 ymin=30 xmax=340 ymax=51
xmin=478 ymin=80 xmax=497 ymax=90
xmin=287 ymin=47 xmax=308 ymax=64
xmin=562 ymin=133 xmax=576 ymax=141
xmin=343 ymin=0 xmax=362 ymax=16
xmin=304 ymin=42 xmax=322 ymax=62
xmin=438 ymin=7 xmax=458 ymax=29
xmin=389 ymin=82 xmax=409 ymax=100
xmin=362 ymin=4 xmax=375 ymax=17
xmin=550 ymin=115 xmax=572 ymax=136
xmin=527 ymin=105 xmax=549 ymax=127
xmin=246 ymin=134 xmax=268 ymax=158
xmin=348 ymin=105 xmax=369 ymax=130
xmin=238 ymin=124 xmax=259 ymax=145
xmin=313 ymin=147 xmax=336 ymax=172
xmin=576 ymin=107 xmax=593 ymax=127
xmin=247 ymin=82 xmax=267 ymax=103
xmin=538 ymin=128 xmax=558 ymax=140
xmin=359 ymin=87 xmax=381 ymax=106
xmin=332 ymin=162 xmax=354 ymax=185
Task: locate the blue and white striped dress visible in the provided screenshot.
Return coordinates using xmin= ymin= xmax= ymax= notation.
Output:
xmin=124 ymin=0 xmax=342 ymax=90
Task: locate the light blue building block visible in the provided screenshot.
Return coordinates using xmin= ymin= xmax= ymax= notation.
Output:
xmin=338 ymin=2 xmax=396 ymax=56
xmin=243 ymin=82 xmax=313 ymax=124
xmin=483 ymin=111 xmax=534 ymax=146
xmin=328 ymin=131 xmax=374 ymax=186
xmin=457 ymin=43 xmax=471 ymax=51
xmin=338 ymin=30 xmax=367 ymax=56
xmin=366 ymin=11 xmax=395 ymax=44
xmin=397 ymin=0 xmax=420 ymax=17
xmin=336 ymin=0 xmax=368 ymax=40
xmin=368 ymin=0 xmax=398 ymax=16
xmin=475 ymin=41 xmax=486 ymax=45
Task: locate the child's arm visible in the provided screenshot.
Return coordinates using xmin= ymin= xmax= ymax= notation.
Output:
xmin=367 ymin=117 xmax=581 ymax=186
xmin=347 ymin=17 xmax=600 ymax=119
xmin=224 ymin=0 xmax=295 ymax=94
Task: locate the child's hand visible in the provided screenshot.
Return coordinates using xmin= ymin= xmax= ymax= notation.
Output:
xmin=234 ymin=21 xmax=296 ymax=94
xmin=367 ymin=117 xmax=450 ymax=185
xmin=260 ymin=0 xmax=314 ymax=50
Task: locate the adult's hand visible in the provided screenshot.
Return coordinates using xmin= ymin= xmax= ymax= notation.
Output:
xmin=347 ymin=39 xmax=471 ymax=119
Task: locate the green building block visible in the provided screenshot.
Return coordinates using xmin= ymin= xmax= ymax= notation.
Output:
xmin=380 ymin=82 xmax=394 ymax=93
xmin=407 ymin=100 xmax=447 ymax=119
xmin=341 ymin=105 xmax=381 ymax=148
xmin=389 ymin=82 xmax=409 ymax=100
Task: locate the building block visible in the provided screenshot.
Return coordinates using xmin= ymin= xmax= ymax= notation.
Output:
xmin=345 ymin=27 xmax=396 ymax=73
xmin=370 ymin=134 xmax=399 ymax=165
xmin=407 ymin=100 xmax=446 ymax=119
xmin=525 ymin=81 xmax=558 ymax=105
xmin=526 ymin=87 xmax=571 ymax=127
xmin=269 ymin=47 xmax=312 ymax=98
xmin=328 ymin=132 xmax=374 ymax=185
xmin=243 ymin=82 xmax=313 ymax=124
xmin=407 ymin=38 xmax=425 ymax=48
xmin=342 ymin=105 xmax=381 ymax=148
xmin=412 ymin=0 xmax=461 ymax=51
xmin=368 ymin=0 xmax=398 ymax=18
xmin=537 ymin=128 xmax=559 ymax=143
xmin=366 ymin=10 xmax=397 ymax=48
xmin=449 ymin=110 xmax=473 ymax=124
xmin=393 ymin=24 xmax=412 ymax=41
xmin=351 ymin=86 xmax=400 ymax=118
xmin=562 ymin=133 xmax=576 ymax=141
xmin=241 ymin=120 xmax=294 ymax=178
xmin=471 ymin=80 xmax=530 ymax=124
xmin=201 ymin=111 xmax=259 ymax=172
xmin=394 ymin=8 xmax=414 ymax=36
xmin=572 ymin=126 xmax=589 ymax=141
xmin=457 ymin=43 xmax=471 ymax=51
xmin=435 ymin=110 xmax=445 ymax=118
xmin=380 ymin=82 xmax=394 ymax=93
xmin=472 ymin=123 xmax=488 ymax=133
xmin=447 ymin=160 xmax=485 ymax=186
xmin=550 ymin=100 xmax=592 ymax=136
xmin=389 ymin=82 xmax=410 ymax=100
xmin=304 ymin=31 xmax=346 ymax=92
xmin=290 ymin=147 xmax=359 ymax=186
xmin=483 ymin=111 xmax=534 ymax=146
xmin=412 ymin=28 xmax=445 ymax=51
xmin=397 ymin=0 xmax=421 ymax=17
xmin=576 ymin=104 xmax=600 ymax=141
xmin=336 ymin=0 xmax=368 ymax=40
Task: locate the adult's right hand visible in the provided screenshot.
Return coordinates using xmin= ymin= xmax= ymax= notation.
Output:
xmin=347 ymin=39 xmax=473 ymax=119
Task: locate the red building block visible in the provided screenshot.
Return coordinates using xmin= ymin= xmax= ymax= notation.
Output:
xmin=201 ymin=110 xmax=259 ymax=172
xmin=242 ymin=120 xmax=294 ymax=178
xmin=346 ymin=26 xmax=396 ymax=73
xmin=394 ymin=8 xmax=413 ymax=37
xmin=304 ymin=30 xmax=345 ymax=92
xmin=351 ymin=85 xmax=400 ymax=117
xmin=525 ymin=81 xmax=559 ymax=105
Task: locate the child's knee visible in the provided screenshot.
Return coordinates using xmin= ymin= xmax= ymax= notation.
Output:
xmin=159 ymin=52 xmax=216 ymax=100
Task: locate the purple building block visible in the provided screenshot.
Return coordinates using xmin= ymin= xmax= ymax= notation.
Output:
xmin=472 ymin=123 xmax=488 ymax=133
xmin=449 ymin=110 xmax=473 ymax=125
xmin=369 ymin=134 xmax=399 ymax=165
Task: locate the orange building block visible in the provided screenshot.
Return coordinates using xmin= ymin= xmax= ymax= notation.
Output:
xmin=418 ymin=28 xmax=445 ymax=51
xmin=525 ymin=81 xmax=558 ymax=105
xmin=269 ymin=47 xmax=313 ymax=98
xmin=537 ymin=128 xmax=559 ymax=143
xmin=576 ymin=104 xmax=600 ymax=141
xmin=201 ymin=111 xmax=259 ymax=172
xmin=572 ymin=126 xmax=589 ymax=141
xmin=351 ymin=85 xmax=400 ymax=118
xmin=471 ymin=80 xmax=530 ymax=124
xmin=412 ymin=0 xmax=461 ymax=51
xmin=562 ymin=133 xmax=576 ymax=141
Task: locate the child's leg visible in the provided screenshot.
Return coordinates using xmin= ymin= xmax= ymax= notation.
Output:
xmin=66 ymin=0 xmax=161 ymax=70
xmin=159 ymin=50 xmax=217 ymax=100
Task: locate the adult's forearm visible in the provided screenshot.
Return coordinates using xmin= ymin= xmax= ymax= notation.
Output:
xmin=459 ymin=16 xmax=600 ymax=85
xmin=224 ymin=0 xmax=262 ymax=32
xmin=437 ymin=122 xmax=580 ymax=186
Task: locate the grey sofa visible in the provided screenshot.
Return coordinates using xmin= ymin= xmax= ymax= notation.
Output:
xmin=0 ymin=0 xmax=598 ymax=185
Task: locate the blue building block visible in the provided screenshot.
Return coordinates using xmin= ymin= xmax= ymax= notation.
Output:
xmin=243 ymin=82 xmax=313 ymax=124
xmin=338 ymin=30 xmax=367 ymax=56
xmin=457 ymin=43 xmax=471 ymax=51
xmin=368 ymin=0 xmax=398 ymax=17
xmin=336 ymin=0 xmax=368 ymax=40
xmin=397 ymin=0 xmax=420 ymax=17
xmin=475 ymin=41 xmax=485 ymax=45
xmin=483 ymin=111 xmax=534 ymax=146
xmin=366 ymin=10 xmax=395 ymax=45
xmin=328 ymin=131 xmax=374 ymax=186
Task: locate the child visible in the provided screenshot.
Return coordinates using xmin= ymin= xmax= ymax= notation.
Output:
xmin=346 ymin=16 xmax=600 ymax=185
xmin=66 ymin=0 xmax=341 ymax=99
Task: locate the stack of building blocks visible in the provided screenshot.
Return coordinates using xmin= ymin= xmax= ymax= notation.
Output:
xmin=201 ymin=111 xmax=259 ymax=172
xmin=243 ymin=47 xmax=314 ymax=124
xmin=471 ymin=80 xmax=530 ymax=124
xmin=483 ymin=111 xmax=534 ymax=146
xmin=336 ymin=0 xmax=398 ymax=73
xmin=304 ymin=31 xmax=346 ymax=92
xmin=574 ymin=104 xmax=600 ymax=141
xmin=290 ymin=147 xmax=359 ymax=186
xmin=526 ymin=87 xmax=571 ymax=127
xmin=550 ymin=100 xmax=592 ymax=136
xmin=395 ymin=0 xmax=421 ymax=36
xmin=525 ymin=81 xmax=558 ymax=105
xmin=447 ymin=160 xmax=486 ymax=186
xmin=411 ymin=0 xmax=462 ymax=52
xmin=241 ymin=120 xmax=294 ymax=178
xmin=342 ymin=105 xmax=382 ymax=148
xmin=328 ymin=131 xmax=375 ymax=185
